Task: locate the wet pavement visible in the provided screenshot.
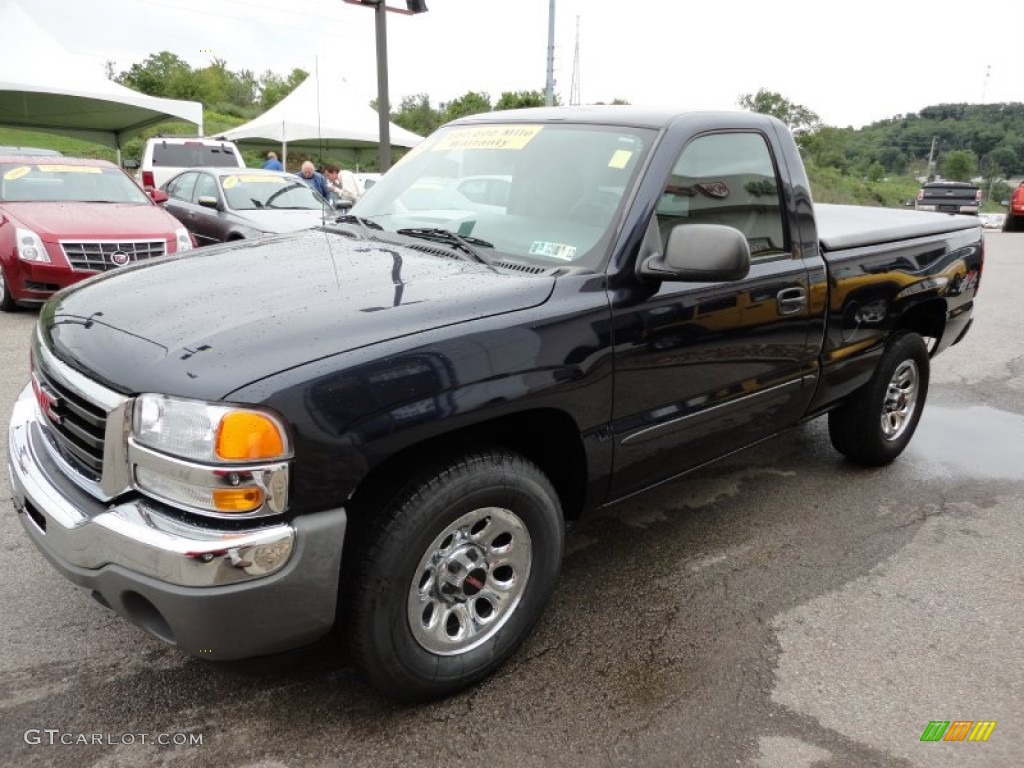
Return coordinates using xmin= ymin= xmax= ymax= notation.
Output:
xmin=0 ymin=233 xmax=1021 ymax=768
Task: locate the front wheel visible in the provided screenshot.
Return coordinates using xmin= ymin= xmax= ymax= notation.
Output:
xmin=344 ymin=449 xmax=564 ymax=702
xmin=828 ymin=331 xmax=930 ymax=466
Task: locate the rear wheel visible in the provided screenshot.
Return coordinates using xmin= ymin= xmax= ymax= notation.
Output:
xmin=0 ymin=266 xmax=16 ymax=312
xmin=344 ymin=449 xmax=564 ymax=702
xmin=828 ymin=331 xmax=929 ymax=466
xmin=1003 ymin=214 xmax=1024 ymax=233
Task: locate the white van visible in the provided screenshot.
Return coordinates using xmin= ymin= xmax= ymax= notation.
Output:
xmin=138 ymin=137 xmax=245 ymax=190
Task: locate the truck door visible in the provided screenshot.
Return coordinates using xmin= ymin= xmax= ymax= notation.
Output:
xmin=608 ymin=130 xmax=818 ymax=498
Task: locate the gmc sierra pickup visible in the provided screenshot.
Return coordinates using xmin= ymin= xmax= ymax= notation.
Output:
xmin=8 ymin=108 xmax=983 ymax=702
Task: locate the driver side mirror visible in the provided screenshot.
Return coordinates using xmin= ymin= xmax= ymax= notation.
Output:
xmin=148 ymin=188 xmax=169 ymax=204
xmin=197 ymin=195 xmax=221 ymax=211
xmin=640 ymin=223 xmax=751 ymax=283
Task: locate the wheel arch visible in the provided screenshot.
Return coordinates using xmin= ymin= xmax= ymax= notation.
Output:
xmin=895 ymin=297 xmax=946 ymax=350
xmin=346 ymin=407 xmax=589 ymax=526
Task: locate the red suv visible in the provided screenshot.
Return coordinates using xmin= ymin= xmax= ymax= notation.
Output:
xmin=0 ymin=155 xmax=194 ymax=311
xmin=1004 ymin=182 xmax=1024 ymax=232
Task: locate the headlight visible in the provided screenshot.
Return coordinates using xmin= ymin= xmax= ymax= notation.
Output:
xmin=131 ymin=394 xmax=290 ymax=517
xmin=15 ymin=227 xmax=50 ymax=262
xmin=174 ymin=227 xmax=194 ymax=252
xmin=133 ymin=394 xmax=288 ymax=462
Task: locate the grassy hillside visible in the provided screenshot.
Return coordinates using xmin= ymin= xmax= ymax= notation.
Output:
xmin=0 ymin=126 xmax=119 ymax=161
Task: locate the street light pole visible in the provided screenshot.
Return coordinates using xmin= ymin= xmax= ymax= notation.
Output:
xmin=374 ymin=1 xmax=391 ymax=171
xmin=343 ymin=1 xmax=428 ymax=172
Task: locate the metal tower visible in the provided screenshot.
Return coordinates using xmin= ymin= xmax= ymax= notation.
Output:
xmin=569 ymin=15 xmax=580 ymax=106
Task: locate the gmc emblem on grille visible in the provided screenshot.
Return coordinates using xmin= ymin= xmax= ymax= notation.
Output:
xmin=31 ymin=375 xmax=62 ymax=425
xmin=110 ymin=250 xmax=131 ymax=266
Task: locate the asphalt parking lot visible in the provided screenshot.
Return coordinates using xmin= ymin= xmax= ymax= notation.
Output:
xmin=1 ymin=233 xmax=1022 ymax=768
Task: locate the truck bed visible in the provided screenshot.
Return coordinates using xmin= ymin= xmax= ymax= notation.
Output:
xmin=815 ymin=204 xmax=980 ymax=252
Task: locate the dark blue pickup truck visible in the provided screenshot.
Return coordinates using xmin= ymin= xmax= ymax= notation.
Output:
xmin=8 ymin=107 xmax=983 ymax=701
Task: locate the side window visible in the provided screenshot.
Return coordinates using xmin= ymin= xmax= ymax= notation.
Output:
xmin=657 ymin=132 xmax=786 ymax=257
xmin=192 ymin=173 xmax=219 ymax=203
xmin=168 ymin=172 xmax=197 ymax=202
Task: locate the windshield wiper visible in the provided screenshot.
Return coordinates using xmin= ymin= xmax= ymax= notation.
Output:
xmin=396 ymin=227 xmax=493 ymax=264
xmin=334 ymin=213 xmax=384 ymax=232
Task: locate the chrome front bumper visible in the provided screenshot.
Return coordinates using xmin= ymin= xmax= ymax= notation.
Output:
xmin=8 ymin=384 xmax=347 ymax=659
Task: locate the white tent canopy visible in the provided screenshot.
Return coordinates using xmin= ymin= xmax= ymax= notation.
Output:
xmin=0 ymin=0 xmax=203 ymax=151
xmin=221 ymin=69 xmax=422 ymax=165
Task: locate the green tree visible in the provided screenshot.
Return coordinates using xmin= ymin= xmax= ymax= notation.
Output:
xmin=259 ymin=68 xmax=308 ymax=110
xmin=737 ymin=88 xmax=822 ymax=136
xmin=494 ymin=90 xmax=547 ymax=110
xmin=440 ymin=91 xmax=492 ymax=123
xmin=983 ymin=146 xmax=1018 ymax=178
xmin=800 ymin=126 xmax=853 ymax=170
xmin=879 ymin=146 xmax=908 ymax=174
xmin=116 ymin=51 xmax=193 ymax=97
xmin=391 ymin=93 xmax=441 ymax=136
xmin=940 ymin=149 xmax=978 ymax=181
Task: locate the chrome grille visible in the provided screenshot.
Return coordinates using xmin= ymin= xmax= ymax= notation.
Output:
xmin=60 ymin=240 xmax=166 ymax=272
xmin=34 ymin=364 xmax=107 ymax=481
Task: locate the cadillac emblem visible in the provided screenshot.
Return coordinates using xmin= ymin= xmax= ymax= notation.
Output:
xmin=110 ymin=250 xmax=131 ymax=267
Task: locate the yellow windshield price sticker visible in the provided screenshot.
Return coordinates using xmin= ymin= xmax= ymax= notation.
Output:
xmin=222 ymin=176 xmax=239 ymax=189
xmin=433 ymin=125 xmax=543 ymax=152
xmin=3 ymin=166 xmax=31 ymax=181
xmin=608 ymin=149 xmax=633 ymax=169
xmin=239 ymin=175 xmax=286 ymax=183
xmin=37 ymin=164 xmax=101 ymax=173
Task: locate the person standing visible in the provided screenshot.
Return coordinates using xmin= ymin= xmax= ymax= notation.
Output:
xmin=324 ymin=163 xmax=361 ymax=205
xmin=296 ymin=160 xmax=330 ymax=199
xmin=263 ymin=151 xmax=283 ymax=171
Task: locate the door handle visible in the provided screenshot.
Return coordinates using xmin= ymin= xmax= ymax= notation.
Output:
xmin=776 ymin=287 xmax=807 ymax=316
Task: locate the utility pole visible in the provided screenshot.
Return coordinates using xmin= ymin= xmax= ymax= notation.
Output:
xmin=545 ymin=0 xmax=556 ymax=106
xmin=926 ymin=136 xmax=938 ymax=181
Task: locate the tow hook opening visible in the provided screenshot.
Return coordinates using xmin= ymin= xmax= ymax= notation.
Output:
xmin=23 ymin=500 xmax=47 ymax=532
xmin=121 ymin=591 xmax=176 ymax=645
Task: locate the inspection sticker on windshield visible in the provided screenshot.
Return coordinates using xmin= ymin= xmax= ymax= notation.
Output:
xmin=608 ymin=149 xmax=633 ymax=169
xmin=529 ymin=241 xmax=577 ymax=261
xmin=2 ymin=166 xmax=31 ymax=181
xmin=36 ymin=164 xmax=101 ymax=173
xmin=433 ymin=125 xmax=543 ymax=152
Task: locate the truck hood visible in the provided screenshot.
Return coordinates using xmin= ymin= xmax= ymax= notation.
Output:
xmin=3 ymin=202 xmax=177 ymax=240
xmin=41 ymin=229 xmax=556 ymax=399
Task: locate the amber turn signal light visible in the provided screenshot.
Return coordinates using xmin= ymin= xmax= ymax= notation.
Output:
xmin=212 ymin=487 xmax=265 ymax=513
xmin=215 ymin=412 xmax=285 ymax=461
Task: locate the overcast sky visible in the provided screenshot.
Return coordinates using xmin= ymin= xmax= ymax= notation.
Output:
xmin=18 ymin=0 xmax=1024 ymax=129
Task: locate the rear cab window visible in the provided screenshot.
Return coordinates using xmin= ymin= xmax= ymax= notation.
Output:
xmin=152 ymin=143 xmax=242 ymax=168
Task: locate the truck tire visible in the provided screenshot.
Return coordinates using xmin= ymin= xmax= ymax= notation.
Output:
xmin=344 ymin=449 xmax=564 ymax=702
xmin=0 ymin=267 xmax=16 ymax=312
xmin=828 ymin=331 xmax=929 ymax=466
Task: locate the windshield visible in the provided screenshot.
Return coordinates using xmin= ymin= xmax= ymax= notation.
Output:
xmin=0 ymin=162 xmax=151 ymax=203
xmin=352 ymin=123 xmax=654 ymax=270
xmin=221 ymin=173 xmax=327 ymax=210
